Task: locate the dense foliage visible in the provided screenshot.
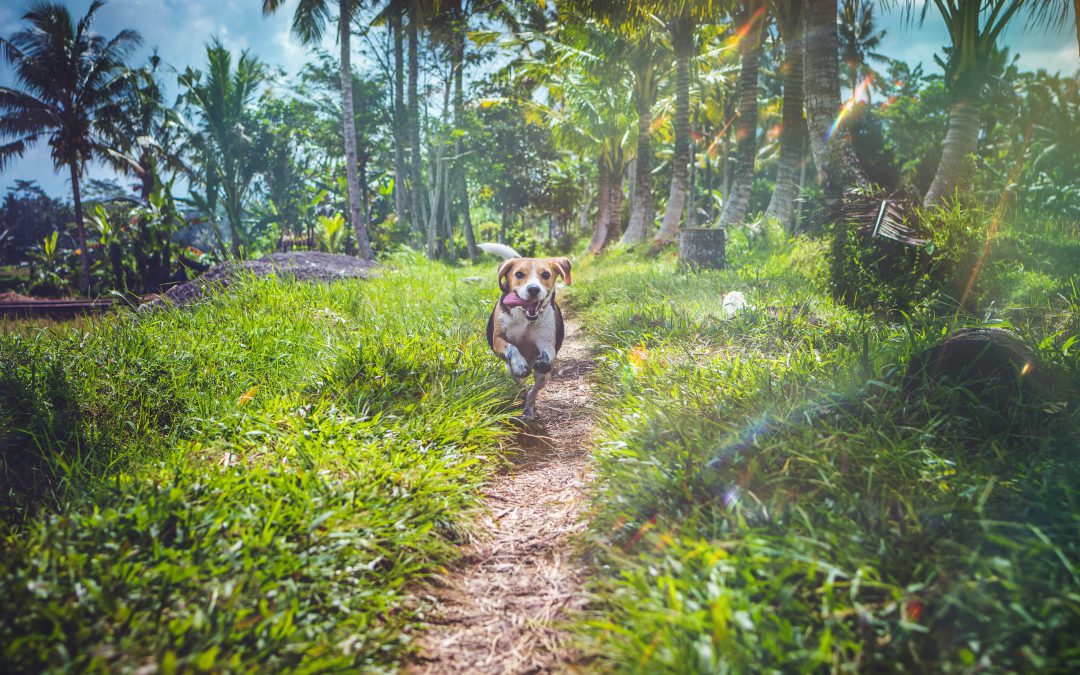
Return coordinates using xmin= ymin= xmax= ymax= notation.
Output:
xmin=0 ymin=1 xmax=1075 ymax=299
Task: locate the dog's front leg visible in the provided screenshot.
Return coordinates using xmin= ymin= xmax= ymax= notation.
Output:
xmin=492 ymin=331 xmax=531 ymax=383
xmin=523 ymin=348 xmax=555 ymax=419
xmin=503 ymin=344 xmax=532 ymax=383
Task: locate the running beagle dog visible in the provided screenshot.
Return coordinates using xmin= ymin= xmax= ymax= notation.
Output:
xmin=478 ymin=243 xmax=571 ymax=419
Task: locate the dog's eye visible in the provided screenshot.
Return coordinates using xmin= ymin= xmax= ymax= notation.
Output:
xmin=515 ymin=271 xmax=526 ymax=279
xmin=541 ymin=271 xmax=551 ymax=280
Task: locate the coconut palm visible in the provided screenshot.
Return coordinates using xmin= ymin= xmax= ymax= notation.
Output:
xmin=803 ymin=0 xmax=868 ymax=195
xmin=764 ymin=0 xmax=806 ymax=229
xmin=717 ymin=2 xmax=768 ymax=229
xmin=838 ymin=0 xmax=887 ymax=99
xmin=262 ymin=0 xmax=373 ymax=259
xmin=562 ymin=0 xmax=729 ymax=244
xmin=652 ymin=12 xmax=697 ymax=244
xmin=621 ymin=30 xmax=663 ymax=244
xmin=900 ymin=0 xmax=1074 ymax=207
xmin=0 ymin=0 xmax=141 ymax=295
xmin=177 ymin=40 xmax=268 ymax=256
xmin=105 ymin=54 xmax=183 ymax=290
xmin=556 ymin=1 xmax=662 ymax=245
xmin=107 ymin=54 xmax=179 ymax=203
xmin=517 ymin=20 xmax=635 ymax=253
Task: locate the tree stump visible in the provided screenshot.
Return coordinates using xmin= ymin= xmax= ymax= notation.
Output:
xmin=679 ymin=227 xmax=726 ymax=269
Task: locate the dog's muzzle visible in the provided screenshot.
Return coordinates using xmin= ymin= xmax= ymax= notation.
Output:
xmin=502 ymin=292 xmax=548 ymax=321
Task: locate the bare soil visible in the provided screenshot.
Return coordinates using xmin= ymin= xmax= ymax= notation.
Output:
xmin=409 ymin=320 xmax=597 ymax=674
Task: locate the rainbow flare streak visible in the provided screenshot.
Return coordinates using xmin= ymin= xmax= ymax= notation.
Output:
xmin=826 ymin=74 xmax=875 ymax=141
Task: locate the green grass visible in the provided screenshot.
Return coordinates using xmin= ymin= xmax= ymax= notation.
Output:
xmin=0 ymin=252 xmax=516 ymax=671
xmin=567 ymin=222 xmax=1080 ymax=672
xmin=3 ymin=218 xmax=1079 ymax=672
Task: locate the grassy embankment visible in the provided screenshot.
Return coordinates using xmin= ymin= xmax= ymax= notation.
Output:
xmin=0 ymin=253 xmax=515 ymax=672
xmin=568 ymin=218 xmax=1080 ymax=672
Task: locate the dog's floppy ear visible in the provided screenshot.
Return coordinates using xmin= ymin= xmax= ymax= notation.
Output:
xmin=550 ymin=257 xmax=572 ymax=285
xmin=497 ymin=259 xmax=516 ymax=293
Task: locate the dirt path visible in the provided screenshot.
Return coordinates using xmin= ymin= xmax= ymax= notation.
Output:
xmin=409 ymin=320 xmax=596 ymax=674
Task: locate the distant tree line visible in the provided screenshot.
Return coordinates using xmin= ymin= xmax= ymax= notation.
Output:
xmin=0 ymin=0 xmax=1076 ymax=297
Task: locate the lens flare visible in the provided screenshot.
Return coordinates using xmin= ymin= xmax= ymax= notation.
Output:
xmin=705 ymin=116 xmax=736 ymax=158
xmin=826 ymin=74 xmax=875 ymax=141
xmin=958 ymin=122 xmax=1035 ymax=308
xmin=725 ymin=5 xmax=767 ymax=49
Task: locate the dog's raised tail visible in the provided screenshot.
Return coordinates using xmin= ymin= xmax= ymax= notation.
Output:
xmin=477 ymin=242 xmax=521 ymax=259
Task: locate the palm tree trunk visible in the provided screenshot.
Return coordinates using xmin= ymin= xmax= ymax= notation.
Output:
xmin=803 ymin=0 xmax=867 ymax=195
xmin=359 ymin=152 xmax=374 ymax=252
xmin=69 ymin=161 xmax=90 ymax=295
xmin=589 ymin=157 xmax=612 ymax=254
xmin=721 ymin=125 xmax=730 ymax=198
xmin=765 ymin=13 xmax=805 ymax=229
xmin=653 ymin=15 xmax=693 ymax=244
xmin=717 ymin=32 xmax=763 ymax=229
xmin=427 ymin=69 xmax=453 ymax=260
xmin=451 ymin=8 xmax=477 ymax=259
xmin=135 ymin=169 xmax=154 ymax=290
xmin=339 ymin=0 xmax=373 ymax=260
xmin=622 ymin=52 xmax=654 ymax=245
xmin=795 ymin=135 xmax=808 ymax=226
xmin=922 ymin=97 xmax=982 ymax=208
xmin=225 ymin=188 xmax=244 ymax=258
xmin=607 ymin=152 xmax=624 ymax=246
xmin=407 ymin=3 xmax=425 ymax=246
xmin=391 ymin=7 xmax=409 ymax=230
xmin=705 ymin=153 xmax=713 ymax=221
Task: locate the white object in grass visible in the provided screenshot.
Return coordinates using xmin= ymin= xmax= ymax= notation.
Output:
xmin=721 ymin=291 xmax=748 ymax=318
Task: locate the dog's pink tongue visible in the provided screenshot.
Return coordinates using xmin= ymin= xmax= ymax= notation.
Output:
xmin=502 ymin=293 xmax=533 ymax=308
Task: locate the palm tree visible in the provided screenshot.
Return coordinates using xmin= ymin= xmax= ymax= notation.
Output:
xmin=263 ymin=0 xmax=373 ymax=259
xmin=803 ymin=0 xmax=867 ymax=196
xmin=557 ymin=1 xmax=660 ymax=245
xmin=105 ymin=54 xmax=182 ymax=290
xmin=764 ymin=0 xmax=806 ymax=229
xmin=717 ymin=2 xmax=767 ymax=229
xmin=0 ymin=1 xmax=141 ymax=295
xmin=621 ymin=31 xmax=661 ymax=245
xmin=652 ymin=13 xmax=696 ymax=244
xmin=518 ymin=19 xmax=635 ymax=253
xmin=177 ymin=40 xmax=268 ymax=256
xmin=900 ymin=0 xmax=1074 ymax=207
xmin=406 ymin=0 xmax=427 ymax=248
xmin=108 ymin=54 xmax=177 ymax=203
xmin=562 ymin=0 xmax=727 ymax=245
xmin=838 ymin=0 xmax=887 ymax=100
xmin=386 ymin=0 xmax=410 ymax=237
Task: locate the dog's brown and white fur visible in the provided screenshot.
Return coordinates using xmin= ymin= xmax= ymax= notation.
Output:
xmin=480 ymin=243 xmax=571 ymax=419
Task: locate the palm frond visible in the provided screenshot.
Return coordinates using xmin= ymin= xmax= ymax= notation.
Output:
xmin=806 ymin=187 xmax=927 ymax=246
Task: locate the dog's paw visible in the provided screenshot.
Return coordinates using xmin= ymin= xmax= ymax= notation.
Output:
xmin=505 ymin=347 xmax=531 ymax=378
xmin=533 ymin=351 xmax=553 ymax=375
xmin=523 ymin=404 xmax=536 ymax=420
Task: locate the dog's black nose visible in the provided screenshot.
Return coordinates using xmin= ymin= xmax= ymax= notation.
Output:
xmin=527 ymin=284 xmax=541 ymax=297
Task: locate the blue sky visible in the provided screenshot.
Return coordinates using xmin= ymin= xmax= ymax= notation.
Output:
xmin=1 ymin=0 xmax=1077 ymax=198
